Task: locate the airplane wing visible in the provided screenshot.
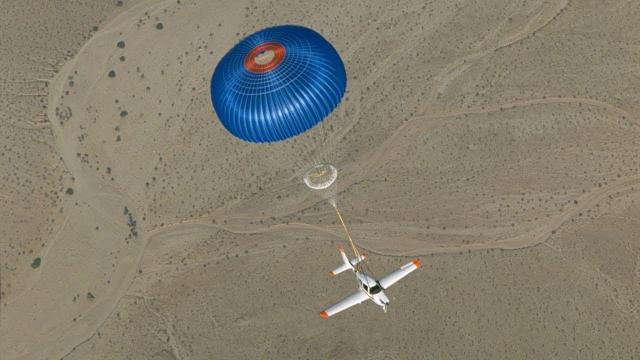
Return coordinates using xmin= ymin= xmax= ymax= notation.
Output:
xmin=378 ymin=259 xmax=421 ymax=289
xmin=320 ymin=289 xmax=370 ymax=319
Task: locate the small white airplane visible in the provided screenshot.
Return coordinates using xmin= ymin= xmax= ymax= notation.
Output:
xmin=320 ymin=246 xmax=421 ymax=319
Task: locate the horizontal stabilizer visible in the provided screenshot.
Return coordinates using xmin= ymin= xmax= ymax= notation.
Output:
xmin=330 ymin=246 xmax=367 ymax=276
xmin=330 ymin=262 xmax=351 ymax=276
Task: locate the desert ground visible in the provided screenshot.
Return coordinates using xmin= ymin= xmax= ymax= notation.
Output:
xmin=1 ymin=0 xmax=639 ymax=359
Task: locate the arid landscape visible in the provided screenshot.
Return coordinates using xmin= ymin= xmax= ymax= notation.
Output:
xmin=1 ymin=0 xmax=639 ymax=359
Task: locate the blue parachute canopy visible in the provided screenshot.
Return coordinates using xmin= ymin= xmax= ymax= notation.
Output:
xmin=210 ymin=25 xmax=347 ymax=143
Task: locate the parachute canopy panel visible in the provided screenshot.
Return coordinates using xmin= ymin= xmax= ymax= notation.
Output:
xmin=210 ymin=25 xmax=347 ymax=143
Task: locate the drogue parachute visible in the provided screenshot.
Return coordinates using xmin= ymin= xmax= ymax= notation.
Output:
xmin=303 ymin=163 xmax=338 ymax=190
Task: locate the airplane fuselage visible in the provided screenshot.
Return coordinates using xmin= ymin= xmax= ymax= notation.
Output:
xmin=355 ymin=271 xmax=390 ymax=311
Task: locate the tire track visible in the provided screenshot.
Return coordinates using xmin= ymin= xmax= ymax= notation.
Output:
xmin=352 ymin=95 xmax=640 ymax=185
xmin=431 ymin=0 xmax=569 ymax=99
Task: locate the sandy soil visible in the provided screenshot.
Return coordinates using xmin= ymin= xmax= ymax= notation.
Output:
xmin=1 ymin=0 xmax=639 ymax=359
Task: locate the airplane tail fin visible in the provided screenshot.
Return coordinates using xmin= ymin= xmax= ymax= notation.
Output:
xmin=330 ymin=246 xmax=367 ymax=276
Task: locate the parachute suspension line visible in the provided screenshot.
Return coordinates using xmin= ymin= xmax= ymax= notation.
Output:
xmin=333 ymin=203 xmax=377 ymax=301
xmin=333 ymin=205 xmax=364 ymax=273
xmin=319 ymin=125 xmax=336 ymax=169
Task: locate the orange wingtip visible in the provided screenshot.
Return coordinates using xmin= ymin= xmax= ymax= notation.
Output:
xmin=329 ymin=271 xmax=336 ymax=277
xmin=412 ymin=258 xmax=422 ymax=268
xmin=337 ymin=245 xmax=345 ymax=252
xmin=320 ymin=311 xmax=329 ymax=319
xmin=362 ymin=253 xmax=368 ymax=259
